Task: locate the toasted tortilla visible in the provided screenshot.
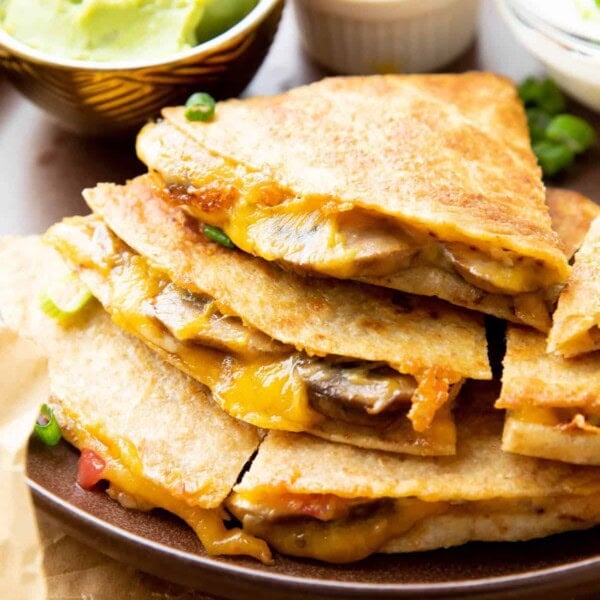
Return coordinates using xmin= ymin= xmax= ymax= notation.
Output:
xmin=83 ymin=175 xmax=491 ymax=381
xmin=145 ymin=73 xmax=569 ymax=330
xmin=46 ymin=214 xmax=459 ymax=455
xmin=548 ymin=216 xmax=600 ymax=357
xmin=545 ymin=187 xmax=600 ymax=259
xmin=0 ymin=236 xmax=270 ymax=562
xmin=228 ymin=383 xmax=600 ymax=561
xmin=497 ymin=326 xmax=600 ymax=465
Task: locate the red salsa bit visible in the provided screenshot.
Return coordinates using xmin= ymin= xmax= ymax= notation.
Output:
xmin=77 ymin=448 xmax=106 ymax=490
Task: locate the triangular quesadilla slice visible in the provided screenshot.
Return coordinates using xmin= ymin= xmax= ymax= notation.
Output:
xmin=497 ymin=326 xmax=600 ymax=465
xmin=45 ymin=175 xmax=492 ymax=455
xmin=0 ymin=236 xmax=270 ymax=563
xmin=228 ymin=383 xmax=600 ymax=562
xmin=138 ymin=73 xmax=569 ymax=331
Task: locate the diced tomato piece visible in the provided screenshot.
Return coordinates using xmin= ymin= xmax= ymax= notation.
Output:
xmin=77 ymin=448 xmax=106 ymax=490
xmin=285 ymin=494 xmax=350 ymax=521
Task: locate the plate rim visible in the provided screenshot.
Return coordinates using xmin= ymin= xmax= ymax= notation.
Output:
xmin=27 ymin=476 xmax=600 ymax=599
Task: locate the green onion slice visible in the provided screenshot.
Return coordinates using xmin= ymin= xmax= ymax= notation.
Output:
xmin=526 ymin=108 xmax=552 ymax=143
xmin=518 ymin=78 xmax=566 ymax=115
xmin=34 ymin=403 xmax=62 ymax=446
xmin=533 ymin=140 xmax=575 ymax=177
xmin=39 ymin=274 xmax=93 ymax=324
xmin=518 ymin=77 xmax=542 ymax=105
xmin=546 ymin=114 xmax=596 ymax=154
xmin=203 ymin=224 xmax=235 ymax=248
xmin=184 ymin=92 xmax=216 ymax=122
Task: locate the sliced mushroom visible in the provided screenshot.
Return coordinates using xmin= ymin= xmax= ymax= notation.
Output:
xmin=297 ymin=361 xmax=416 ymax=428
xmin=148 ymin=283 xmax=289 ymax=356
xmin=444 ymin=242 xmax=543 ymax=294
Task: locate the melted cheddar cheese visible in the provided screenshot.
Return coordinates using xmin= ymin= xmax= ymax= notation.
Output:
xmin=160 ymin=166 xmax=562 ymax=295
xmin=227 ymin=489 xmax=600 ymax=563
xmin=227 ymin=490 xmax=446 ymax=563
xmin=55 ymin=403 xmax=272 ymax=563
xmin=512 ymin=406 xmax=600 ymax=433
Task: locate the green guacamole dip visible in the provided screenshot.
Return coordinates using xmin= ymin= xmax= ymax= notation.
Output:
xmin=0 ymin=0 xmax=258 ymax=62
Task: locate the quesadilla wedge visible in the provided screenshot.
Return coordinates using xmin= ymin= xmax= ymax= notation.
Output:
xmin=547 ymin=216 xmax=600 ymax=357
xmin=0 ymin=236 xmax=271 ymax=563
xmin=545 ymin=187 xmax=600 ymax=260
xmin=137 ymin=73 xmax=570 ymax=331
xmin=227 ymin=382 xmax=600 ymax=563
xmin=497 ymin=326 xmax=600 ymax=465
xmin=45 ymin=175 xmax=492 ymax=455
xmin=497 ymin=192 xmax=600 ymax=466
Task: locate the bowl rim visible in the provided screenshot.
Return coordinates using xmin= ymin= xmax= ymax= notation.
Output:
xmin=498 ymin=0 xmax=600 ymax=59
xmin=0 ymin=0 xmax=281 ymax=71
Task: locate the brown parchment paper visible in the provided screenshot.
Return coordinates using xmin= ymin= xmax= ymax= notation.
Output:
xmin=0 ymin=325 xmax=48 ymax=600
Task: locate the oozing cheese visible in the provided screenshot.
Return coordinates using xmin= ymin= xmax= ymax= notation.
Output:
xmin=161 ymin=170 xmax=561 ymax=295
xmin=138 ymin=121 xmax=564 ymax=296
xmin=84 ymin=256 xmax=324 ymax=432
xmin=513 ymin=406 xmax=600 ymax=432
xmin=227 ymin=489 xmax=600 ymax=563
xmin=55 ymin=403 xmax=272 ymax=563
xmin=227 ymin=490 xmax=446 ymax=563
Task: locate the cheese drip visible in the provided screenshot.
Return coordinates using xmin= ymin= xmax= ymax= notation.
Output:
xmin=54 ymin=403 xmax=272 ymax=563
xmin=227 ymin=490 xmax=600 ymax=563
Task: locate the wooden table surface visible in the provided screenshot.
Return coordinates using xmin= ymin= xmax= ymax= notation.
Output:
xmin=1 ymin=1 xmax=598 ymax=598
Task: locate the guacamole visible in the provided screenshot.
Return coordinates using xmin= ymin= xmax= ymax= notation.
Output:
xmin=0 ymin=0 xmax=258 ymax=62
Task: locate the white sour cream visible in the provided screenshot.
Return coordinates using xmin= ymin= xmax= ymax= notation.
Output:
xmin=514 ymin=0 xmax=600 ymax=41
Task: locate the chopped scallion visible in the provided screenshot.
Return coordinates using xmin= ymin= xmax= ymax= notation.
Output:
xmin=520 ymin=76 xmax=596 ymax=177
xmin=533 ymin=141 xmax=575 ymax=177
xmin=34 ymin=404 xmax=62 ymax=446
xmin=39 ymin=274 xmax=93 ymax=324
xmin=203 ymin=224 xmax=235 ymax=248
xmin=184 ymin=92 xmax=216 ymax=122
xmin=526 ymin=108 xmax=552 ymax=143
xmin=546 ymin=114 xmax=596 ymax=154
xmin=518 ymin=77 xmax=566 ymax=115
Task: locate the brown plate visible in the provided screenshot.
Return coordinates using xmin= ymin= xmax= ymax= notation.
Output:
xmin=26 ymin=437 xmax=600 ymax=599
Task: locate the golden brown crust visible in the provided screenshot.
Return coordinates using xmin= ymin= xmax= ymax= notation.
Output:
xmin=548 ymin=217 xmax=600 ymax=357
xmin=137 ymin=118 xmax=553 ymax=331
xmin=234 ymin=383 xmax=600 ymax=501
xmin=498 ymin=327 xmax=600 ymax=412
xmin=546 ymin=188 xmax=600 ymax=259
xmin=83 ymin=175 xmax=491 ymax=380
xmin=502 ymin=411 xmax=600 ymax=466
xmin=162 ymin=73 xmax=568 ymax=278
xmin=383 ymin=496 xmax=600 ymax=553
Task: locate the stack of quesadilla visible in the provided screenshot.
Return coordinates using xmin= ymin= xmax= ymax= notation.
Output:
xmin=228 ymin=382 xmax=600 ymax=562
xmin=1 ymin=73 xmax=599 ymax=565
xmin=45 ymin=175 xmax=492 ymax=456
